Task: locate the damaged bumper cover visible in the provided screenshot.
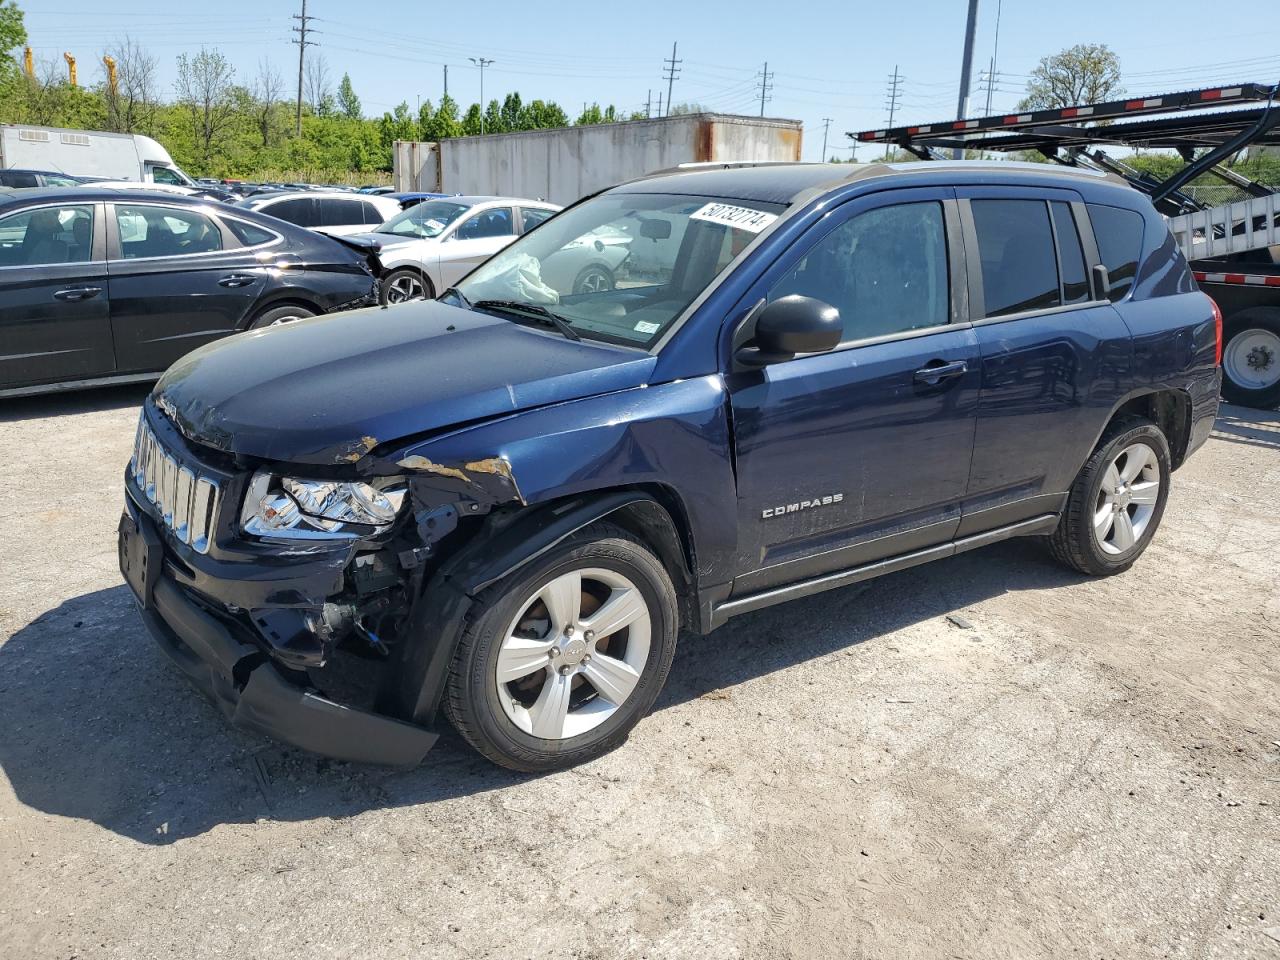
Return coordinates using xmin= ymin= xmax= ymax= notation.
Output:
xmin=120 ymin=497 xmax=437 ymax=767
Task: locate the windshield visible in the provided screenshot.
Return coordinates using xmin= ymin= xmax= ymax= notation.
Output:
xmin=377 ymin=200 xmax=473 ymax=239
xmin=453 ymin=192 xmax=784 ymax=347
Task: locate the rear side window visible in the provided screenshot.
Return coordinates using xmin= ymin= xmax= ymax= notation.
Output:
xmin=971 ymin=199 xmax=1060 ymax=317
xmin=115 ymin=204 xmax=222 ymax=258
xmin=1087 ymin=203 xmax=1144 ymax=302
xmin=1 ymin=171 xmax=39 ymax=188
xmin=360 ymin=201 xmax=386 ymax=225
xmin=265 ymin=197 xmax=315 ymax=227
xmin=520 ymin=207 xmax=555 ymax=232
xmin=770 ymin=201 xmax=950 ymax=340
xmin=225 ymin=218 xmax=277 ymax=247
xmin=1050 ymin=202 xmax=1090 ymax=304
xmin=317 ymin=199 xmax=363 ymax=226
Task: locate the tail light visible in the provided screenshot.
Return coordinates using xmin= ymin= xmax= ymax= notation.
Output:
xmin=1209 ymin=296 xmax=1223 ymax=365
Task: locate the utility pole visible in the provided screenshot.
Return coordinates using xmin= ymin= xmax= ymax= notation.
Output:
xmin=657 ymin=91 xmax=663 ymax=119
xmin=756 ymin=61 xmax=773 ymax=117
xmin=954 ymin=0 xmax=980 ymax=158
xmin=662 ymin=42 xmax=681 ymax=117
xmin=469 ymin=57 xmax=494 ymax=133
xmin=884 ymin=66 xmax=903 ymax=159
xmin=646 ymin=89 xmax=652 ymax=118
xmin=821 ymin=117 xmax=833 ymax=162
xmin=984 ymin=0 xmax=1003 ymax=116
xmin=291 ymin=0 xmax=317 ymax=137
xmin=443 ymin=64 xmax=448 ymax=99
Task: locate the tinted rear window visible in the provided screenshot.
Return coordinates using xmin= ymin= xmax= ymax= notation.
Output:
xmin=265 ymin=197 xmax=315 ymax=227
xmin=1087 ymin=203 xmax=1144 ymax=302
xmin=1050 ymin=202 xmax=1090 ymax=305
xmin=971 ymin=199 xmax=1060 ymax=317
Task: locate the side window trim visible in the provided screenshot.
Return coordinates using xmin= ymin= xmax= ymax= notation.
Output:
xmin=731 ymin=187 xmax=967 ymax=356
xmin=957 ymin=193 xmax=1110 ymax=327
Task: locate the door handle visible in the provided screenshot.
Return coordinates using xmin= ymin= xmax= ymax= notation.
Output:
xmin=53 ymin=286 xmax=103 ymax=302
xmin=218 ymin=274 xmax=257 ymax=288
xmin=913 ymin=359 xmax=968 ymax=385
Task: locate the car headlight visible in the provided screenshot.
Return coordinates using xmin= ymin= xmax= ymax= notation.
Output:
xmin=240 ymin=470 xmax=407 ymax=542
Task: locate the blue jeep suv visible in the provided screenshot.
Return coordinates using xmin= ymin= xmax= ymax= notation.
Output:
xmin=119 ymin=161 xmax=1221 ymax=771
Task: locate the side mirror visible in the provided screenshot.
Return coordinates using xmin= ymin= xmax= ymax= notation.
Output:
xmin=736 ymin=296 xmax=842 ymax=367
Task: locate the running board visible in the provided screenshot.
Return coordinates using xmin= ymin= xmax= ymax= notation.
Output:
xmin=711 ymin=514 xmax=1059 ymax=627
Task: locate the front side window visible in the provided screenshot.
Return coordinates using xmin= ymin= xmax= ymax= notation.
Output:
xmin=1087 ymin=203 xmax=1144 ymax=302
xmin=971 ymin=199 xmax=1062 ymax=318
xmin=149 ymin=166 xmax=184 ymax=186
xmin=115 ymin=204 xmax=222 ymax=258
xmin=770 ymin=201 xmax=949 ymax=340
xmin=456 ymin=191 xmax=784 ymax=348
xmin=0 ymin=204 xmax=95 ymax=266
xmin=455 ymin=207 xmax=514 ymax=240
xmin=376 ymin=200 xmax=471 ymax=239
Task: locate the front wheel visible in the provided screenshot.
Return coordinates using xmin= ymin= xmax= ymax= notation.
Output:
xmin=443 ymin=523 xmax=678 ymax=772
xmin=572 ymin=263 xmax=615 ymax=295
xmin=247 ymin=304 xmax=316 ymax=329
xmin=1049 ymin=416 xmax=1171 ymax=576
xmin=380 ymin=268 xmax=432 ymax=305
xmin=1221 ymin=309 xmax=1280 ymax=409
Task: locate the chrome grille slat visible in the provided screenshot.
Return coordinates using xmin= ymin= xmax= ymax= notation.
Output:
xmin=130 ymin=415 xmax=222 ymax=554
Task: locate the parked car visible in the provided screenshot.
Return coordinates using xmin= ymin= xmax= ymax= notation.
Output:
xmin=120 ymin=161 xmax=1219 ymax=772
xmin=346 ymin=196 xmax=564 ymax=304
xmin=388 ymin=191 xmax=450 ymax=209
xmin=0 ymin=169 xmax=83 ymax=188
xmin=358 ymin=185 xmax=397 ymax=194
xmin=0 ymin=187 xmax=380 ymax=397
xmin=239 ymin=190 xmax=403 ymax=237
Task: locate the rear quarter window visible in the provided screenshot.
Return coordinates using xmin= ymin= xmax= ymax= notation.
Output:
xmin=225 ymin=218 xmax=278 ymax=247
xmin=1087 ymin=203 xmax=1144 ymax=302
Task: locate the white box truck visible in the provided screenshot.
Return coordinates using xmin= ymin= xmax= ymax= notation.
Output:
xmin=0 ymin=125 xmax=194 ymax=186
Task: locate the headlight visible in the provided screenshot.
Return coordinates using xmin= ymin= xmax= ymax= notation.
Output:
xmin=240 ymin=470 xmax=407 ymax=542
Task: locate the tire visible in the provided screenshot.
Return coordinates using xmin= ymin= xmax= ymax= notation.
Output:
xmin=248 ymin=304 xmax=316 ymax=329
xmin=572 ymin=263 xmax=615 ymax=295
xmin=443 ymin=522 xmax=678 ymax=772
xmin=1220 ymin=308 xmax=1280 ymax=409
xmin=1049 ymin=416 xmax=1172 ymax=576
xmin=379 ymin=267 xmax=433 ymax=306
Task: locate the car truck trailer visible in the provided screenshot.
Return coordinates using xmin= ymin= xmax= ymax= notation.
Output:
xmin=851 ymin=82 xmax=1280 ymax=408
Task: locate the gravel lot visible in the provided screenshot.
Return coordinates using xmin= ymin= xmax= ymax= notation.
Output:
xmin=0 ymin=388 xmax=1277 ymax=960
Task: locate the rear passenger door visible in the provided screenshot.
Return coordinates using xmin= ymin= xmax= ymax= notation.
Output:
xmin=106 ymin=202 xmax=268 ymax=373
xmin=727 ymin=188 xmax=981 ymax=595
xmin=0 ymin=201 xmax=114 ymax=390
xmin=956 ymin=189 xmax=1132 ymax=535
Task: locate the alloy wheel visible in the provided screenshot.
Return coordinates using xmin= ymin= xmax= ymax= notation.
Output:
xmin=1092 ymin=442 xmax=1161 ymax=555
xmin=494 ymin=567 xmax=652 ymax=740
xmin=386 ymin=274 xmax=426 ymax=303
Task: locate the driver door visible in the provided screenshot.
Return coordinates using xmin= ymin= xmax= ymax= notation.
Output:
xmin=726 ymin=188 xmax=981 ymax=596
xmin=437 ymin=206 xmax=516 ymax=288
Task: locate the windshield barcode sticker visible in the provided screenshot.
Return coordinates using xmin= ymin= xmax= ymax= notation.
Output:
xmin=689 ymin=202 xmax=778 ymax=233
xmin=634 ymin=320 xmax=661 ymax=334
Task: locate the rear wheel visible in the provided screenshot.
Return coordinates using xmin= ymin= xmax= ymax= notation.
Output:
xmin=380 ymin=268 xmax=432 ymax=306
xmin=248 ymin=304 xmax=316 ymax=329
xmin=1221 ymin=308 xmax=1280 ymax=409
xmin=572 ymin=264 xmax=615 ymax=295
xmin=443 ymin=523 xmax=678 ymax=772
xmin=1049 ymin=416 xmax=1171 ymax=576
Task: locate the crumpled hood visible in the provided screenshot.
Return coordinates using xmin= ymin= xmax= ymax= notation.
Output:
xmin=153 ymin=300 xmax=656 ymax=466
xmin=343 ymin=230 xmax=423 ymax=249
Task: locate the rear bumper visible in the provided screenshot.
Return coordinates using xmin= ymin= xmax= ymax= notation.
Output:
xmin=121 ymin=506 xmax=437 ymax=767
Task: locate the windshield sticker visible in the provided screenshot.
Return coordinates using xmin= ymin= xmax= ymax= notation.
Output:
xmin=424 ymin=219 xmax=445 ymax=231
xmin=689 ymin=202 xmax=778 ymax=234
xmin=634 ymin=320 xmax=661 ymax=334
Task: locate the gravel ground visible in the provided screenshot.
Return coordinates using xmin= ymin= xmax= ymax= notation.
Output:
xmin=0 ymin=388 xmax=1277 ymax=960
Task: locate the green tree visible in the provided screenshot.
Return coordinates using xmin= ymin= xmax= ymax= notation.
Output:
xmin=520 ymin=99 xmax=568 ymax=130
xmin=576 ymin=102 xmax=604 ymax=125
xmin=500 ymin=92 xmax=522 ymax=130
xmin=461 ymin=102 xmax=483 ymax=136
xmin=377 ymin=100 xmax=416 ymax=149
xmin=423 ymin=93 xmax=462 ymax=139
xmin=416 ymin=98 xmax=433 ymax=137
xmin=0 ymin=0 xmax=26 ymax=73
xmin=484 ymin=98 xmax=504 ymax=133
xmin=174 ymin=47 xmax=237 ymax=166
xmin=1019 ymin=43 xmax=1123 ymax=110
xmin=336 ymin=72 xmax=361 ymax=120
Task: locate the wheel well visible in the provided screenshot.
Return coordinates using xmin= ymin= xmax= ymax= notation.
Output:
xmin=247 ymin=297 xmax=322 ymax=327
xmin=383 ymin=265 xmax=435 ymax=297
xmin=1111 ymin=390 xmax=1193 ymax=468
xmin=603 ymin=490 xmax=697 ymax=620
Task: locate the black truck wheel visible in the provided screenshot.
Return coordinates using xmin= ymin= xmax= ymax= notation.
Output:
xmin=443 ymin=523 xmax=678 ymax=772
xmin=1221 ymin=308 xmax=1280 ymax=409
xmin=1049 ymin=416 xmax=1172 ymax=576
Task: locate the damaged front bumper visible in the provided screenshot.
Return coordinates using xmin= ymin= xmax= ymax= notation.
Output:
xmin=119 ymin=495 xmax=438 ymax=767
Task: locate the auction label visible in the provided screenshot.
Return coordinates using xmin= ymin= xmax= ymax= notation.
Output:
xmin=689 ymin=202 xmax=778 ymax=233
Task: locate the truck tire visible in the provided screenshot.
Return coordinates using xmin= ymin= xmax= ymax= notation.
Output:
xmin=1049 ymin=415 xmax=1171 ymax=576
xmin=1220 ymin=308 xmax=1280 ymax=409
xmin=443 ymin=522 xmax=679 ymax=772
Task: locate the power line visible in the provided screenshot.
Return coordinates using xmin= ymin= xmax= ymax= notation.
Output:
xmin=662 ymin=41 xmax=681 ymax=117
xmin=756 ymin=61 xmax=774 ymax=117
xmin=291 ymin=0 xmax=317 ymax=137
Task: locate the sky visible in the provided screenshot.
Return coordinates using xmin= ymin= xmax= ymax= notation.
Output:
xmin=20 ymin=0 xmax=1280 ymax=161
